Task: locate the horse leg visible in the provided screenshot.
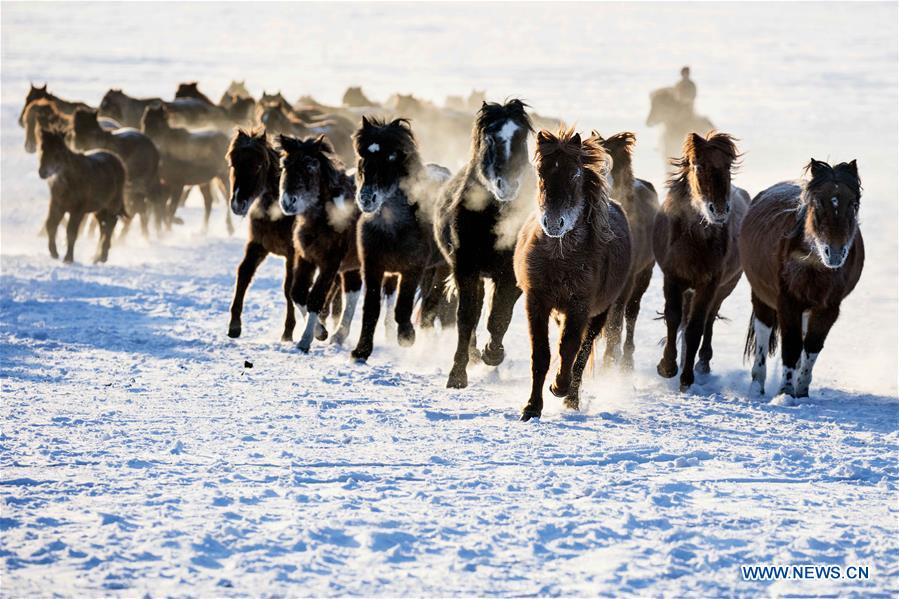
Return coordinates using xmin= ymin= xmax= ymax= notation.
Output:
xmin=521 ymin=294 xmax=551 ymax=421
xmin=297 ymin=258 xmax=341 ymax=353
xmin=327 ymin=279 xmax=343 ymax=328
xmin=749 ymin=292 xmax=777 ymax=396
xmin=657 ymin=276 xmax=683 ymax=378
xmin=93 ymin=211 xmax=117 ymax=263
xmin=417 ymin=265 xmax=440 ymax=330
xmin=227 ymin=241 xmax=267 ymax=338
xmin=796 ymin=306 xmax=839 ymax=398
xmin=621 ymin=266 xmax=653 ymax=371
xmin=381 ymin=274 xmax=398 ymax=341
xmin=602 ymin=295 xmax=626 ymax=368
xmin=395 ymin=268 xmax=423 ymax=347
xmin=167 ymin=184 xmax=185 ymax=228
xmin=351 ymin=259 xmax=386 ymax=362
xmin=566 ymin=311 xmax=609 ymax=410
xmin=776 ymin=297 xmax=805 ymax=397
xmin=550 ymin=308 xmax=588 ymax=399
xmin=330 ymin=270 xmax=361 ymax=346
xmin=482 ymin=273 xmax=521 ymax=367
xmin=280 ymin=252 xmax=297 ymax=342
xmin=45 ymin=201 xmax=64 ymax=260
xmin=63 ymin=210 xmax=86 ymax=264
xmin=199 ymin=183 xmax=214 ymax=234
xmin=678 ymin=281 xmax=717 ymax=391
xmin=695 ymin=295 xmax=725 ymax=375
xmin=446 ymin=270 xmax=480 ymax=389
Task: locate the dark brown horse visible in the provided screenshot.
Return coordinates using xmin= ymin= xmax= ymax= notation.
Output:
xmin=141 ymin=105 xmax=233 ymax=234
xmin=37 ymin=128 xmax=127 ymax=263
xmin=226 ymin=129 xmax=297 ymax=342
xmin=99 ymin=89 xmax=164 ymax=129
xmin=18 ymin=84 xmax=91 ymax=127
xmin=434 ymin=99 xmax=533 ymax=388
xmin=740 ymin=159 xmax=864 ymax=398
xmin=219 ymin=80 xmax=253 ymax=108
xmin=278 ymin=134 xmax=361 ymax=351
xmin=514 ymin=128 xmax=632 ymax=421
xmin=350 ymin=116 xmax=450 ymax=361
xmin=653 ymin=132 xmax=749 ymax=391
xmin=175 ymin=82 xmax=215 ymax=105
xmin=258 ymin=103 xmax=355 ymax=166
xmin=593 ymin=131 xmax=659 ymax=370
xmin=71 ymin=108 xmax=163 ymax=237
xmin=22 ymin=98 xmax=121 ymax=153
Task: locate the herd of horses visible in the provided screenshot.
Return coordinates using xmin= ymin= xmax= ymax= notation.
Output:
xmin=19 ymin=81 xmax=865 ymax=420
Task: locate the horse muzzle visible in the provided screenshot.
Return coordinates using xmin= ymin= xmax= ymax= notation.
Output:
xmin=491 ymin=177 xmax=520 ymax=202
xmin=816 ymin=240 xmax=850 ymax=269
xmin=230 ymin=188 xmax=252 ymax=216
xmin=356 ymin=187 xmax=387 ymax=214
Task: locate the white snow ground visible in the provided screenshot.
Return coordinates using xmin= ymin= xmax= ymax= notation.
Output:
xmin=1 ymin=3 xmax=897 ymax=596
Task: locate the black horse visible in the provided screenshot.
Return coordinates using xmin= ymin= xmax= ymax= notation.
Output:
xmin=434 ymin=100 xmax=533 ymax=388
xmin=350 ymin=117 xmax=451 ymax=361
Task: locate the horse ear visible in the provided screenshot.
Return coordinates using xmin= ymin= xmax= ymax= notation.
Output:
xmin=846 ymin=159 xmax=858 ymax=179
xmin=591 ymin=130 xmax=604 ymax=143
xmin=808 ymin=158 xmax=830 ymax=179
xmin=571 ymin=132 xmax=581 ymax=146
xmin=361 ymin=115 xmax=372 ymax=129
xmin=40 ymin=83 xmax=47 ymax=91
xmin=536 ymin=129 xmax=553 ymax=144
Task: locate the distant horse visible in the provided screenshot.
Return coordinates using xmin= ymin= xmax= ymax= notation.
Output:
xmin=141 ymin=105 xmax=233 ymax=234
xmin=350 ymin=116 xmax=451 ymax=361
xmin=514 ymin=128 xmax=632 ymax=421
xmin=102 ymin=89 xmax=236 ymax=131
xmin=100 ymin=89 xmax=164 ymax=129
xmin=175 ymin=82 xmax=215 ymax=105
xmin=434 ymin=99 xmax=533 ymax=388
xmin=342 ymin=86 xmax=377 ymax=108
xmin=22 ymin=99 xmax=121 ymax=153
xmin=740 ymin=159 xmax=864 ymax=398
xmin=71 ymin=108 xmax=163 ymax=237
xmin=653 ymin=132 xmax=749 ymax=391
xmin=18 ymin=83 xmax=92 ymax=127
xmin=226 ymin=129 xmax=297 ymax=341
xmin=219 ymin=80 xmax=253 ymax=108
xmin=646 ymin=87 xmax=714 ymax=170
xmin=593 ymin=131 xmax=658 ymax=370
xmin=278 ymin=134 xmax=361 ymax=351
xmin=37 ymin=128 xmax=127 ymax=263
xmin=257 ymin=103 xmax=355 ymax=166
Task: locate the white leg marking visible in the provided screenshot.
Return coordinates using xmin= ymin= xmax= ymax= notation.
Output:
xmin=330 ymin=290 xmax=359 ymax=345
xmin=383 ymin=291 xmax=397 ymax=340
xmin=796 ymin=351 xmax=819 ymax=397
xmin=801 ymin=310 xmax=810 ymax=338
xmin=778 ymin=366 xmax=796 ymax=396
xmin=750 ymin=318 xmax=772 ymax=395
xmin=297 ymin=311 xmax=319 ymax=352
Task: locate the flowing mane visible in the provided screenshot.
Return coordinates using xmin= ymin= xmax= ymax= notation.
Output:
xmin=535 ymin=126 xmax=613 ymax=240
xmin=594 ymin=131 xmax=636 ymax=193
xmin=473 ymin=99 xmax=533 ymax=145
xmin=277 ymin=133 xmax=343 ymax=188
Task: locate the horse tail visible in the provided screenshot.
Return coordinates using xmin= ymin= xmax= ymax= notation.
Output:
xmin=743 ymin=308 xmax=779 ymax=362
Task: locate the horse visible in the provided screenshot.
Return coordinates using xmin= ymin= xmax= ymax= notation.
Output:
xmin=739 ymin=159 xmax=864 ymax=398
xmin=593 ymin=131 xmax=659 ymax=370
xmin=653 ymin=132 xmax=749 ymax=391
xmin=22 ymin=98 xmax=122 ymax=153
xmin=37 ymin=128 xmax=127 ymax=264
xmin=434 ymin=99 xmax=533 ymax=388
xmin=514 ymin=128 xmax=632 ymax=421
xmin=140 ymin=105 xmax=233 ymax=234
xmin=258 ymin=103 xmax=355 ymax=165
xmin=277 ymin=134 xmax=362 ymax=351
xmin=342 ymin=86 xmax=377 ymax=108
xmin=71 ymin=108 xmax=164 ymax=237
xmin=646 ymin=87 xmax=715 ymax=171
xmin=350 ymin=116 xmax=451 ymax=361
xmin=175 ymin=82 xmax=215 ymax=105
xmin=99 ymin=89 xmax=164 ymax=129
xmin=219 ymin=80 xmax=253 ymax=108
xmin=226 ymin=129 xmax=298 ymax=342
xmin=18 ymin=83 xmax=92 ymax=127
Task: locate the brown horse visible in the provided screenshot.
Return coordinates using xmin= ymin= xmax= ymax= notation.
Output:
xmin=219 ymin=80 xmax=253 ymax=108
xmin=226 ymin=129 xmax=297 ymax=342
xmin=514 ymin=128 xmax=632 ymax=421
xmin=175 ymin=82 xmax=215 ymax=105
xmin=258 ymin=103 xmax=355 ymax=166
xmin=593 ymin=131 xmax=658 ymax=370
xmin=653 ymin=132 xmax=749 ymax=391
xmin=18 ymin=84 xmax=92 ymax=127
xmin=277 ymin=134 xmax=361 ymax=351
xmin=740 ymin=159 xmax=864 ymax=398
xmin=23 ymin=99 xmax=121 ymax=153
xmin=37 ymin=128 xmax=127 ymax=264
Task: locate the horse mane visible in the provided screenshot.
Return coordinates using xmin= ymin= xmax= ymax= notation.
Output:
xmin=277 ymin=133 xmax=343 ymax=188
xmin=803 ymin=158 xmax=862 ymax=200
xmin=354 ymin=116 xmax=419 ymax=161
xmin=536 ymin=126 xmax=613 ymax=241
xmin=72 ymin=107 xmax=101 ymax=132
xmin=667 ymin=131 xmax=740 ymax=192
xmin=228 ymin=127 xmax=275 ymax=162
xmin=593 ymin=131 xmax=636 ymax=191
xmin=38 ymin=126 xmax=70 ymax=153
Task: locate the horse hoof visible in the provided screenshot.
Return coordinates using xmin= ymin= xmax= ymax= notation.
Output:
xmin=481 ymin=343 xmax=505 ymax=367
xmin=228 ymin=324 xmax=242 ymax=339
xmin=620 ymin=356 xmax=634 ymax=372
xmin=749 ymin=379 xmax=765 ymax=396
xmin=695 ymin=360 xmax=711 ymax=375
xmin=657 ymin=360 xmax=677 ymax=378
xmin=679 ymin=383 xmax=691 ymax=392
xmin=329 ymin=333 xmax=346 ymax=346
xmin=446 ymin=369 xmax=468 ymax=389
xmin=520 ymin=406 xmax=542 ymax=422
xmin=314 ymin=324 xmax=328 ymax=342
xmin=63 ymin=256 xmax=74 ymax=264
xmin=796 ymin=389 xmax=809 ymax=398
xmin=563 ymin=396 xmax=580 ymax=411
xmin=468 ymin=346 xmax=482 ymax=364
xmin=397 ymin=323 xmax=415 ymax=347
xmin=296 ymin=342 xmax=311 ymax=354
xmin=351 ymin=347 xmax=371 ymax=362
xmin=550 ymin=379 xmax=570 ymax=398
xmin=280 ymin=333 xmax=293 ymax=343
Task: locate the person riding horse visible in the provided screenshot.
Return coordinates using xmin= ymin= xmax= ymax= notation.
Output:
xmin=674 ymin=66 xmax=697 ymax=112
